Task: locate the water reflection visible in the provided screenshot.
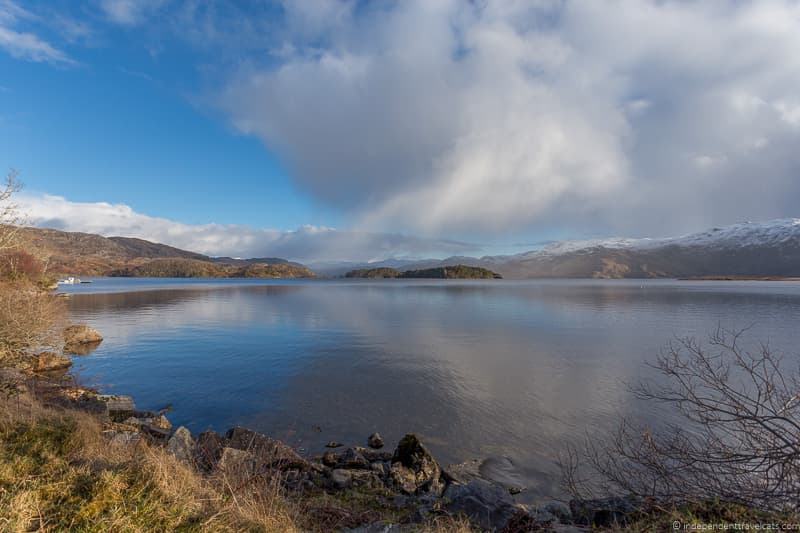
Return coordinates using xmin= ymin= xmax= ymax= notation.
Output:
xmin=67 ymin=279 xmax=800 ymax=500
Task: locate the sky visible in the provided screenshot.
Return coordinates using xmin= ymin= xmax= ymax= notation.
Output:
xmin=2 ymin=0 xmax=800 ymax=262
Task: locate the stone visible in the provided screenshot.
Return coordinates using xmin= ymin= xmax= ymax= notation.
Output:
xmin=370 ymin=461 xmax=389 ymax=477
xmin=33 ymin=351 xmax=72 ymax=372
xmin=570 ymin=496 xmax=640 ymax=528
xmin=63 ymin=324 xmax=103 ymax=344
xmin=367 ymin=432 xmax=384 ymax=449
xmin=390 ymin=434 xmax=442 ymax=495
xmin=444 ymin=479 xmax=518 ymax=531
xmin=97 ymin=394 xmax=136 ymax=421
xmin=355 ymin=446 xmax=393 ymax=462
xmin=350 ymin=470 xmax=384 ymax=489
xmin=330 ymin=468 xmax=352 ymax=489
xmin=325 ymin=441 xmax=343 ymax=448
xmin=322 ymin=451 xmax=339 ymax=467
xmin=195 ymin=430 xmax=226 ymax=471
xmin=167 ymin=426 xmax=195 ymax=464
xmin=338 ymin=447 xmax=370 ymax=469
xmin=478 ymin=456 xmax=527 ymax=494
xmin=225 ymin=426 xmax=309 ymax=470
xmin=103 ymin=430 xmax=142 ymax=447
xmin=217 ymin=447 xmax=257 ymax=477
xmin=542 ymin=501 xmax=573 ymax=523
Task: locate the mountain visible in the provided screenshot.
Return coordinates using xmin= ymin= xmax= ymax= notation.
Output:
xmin=18 ymin=227 xmax=315 ymax=278
xmin=466 ymin=219 xmax=800 ymax=279
xmin=324 ymin=219 xmax=800 ymax=279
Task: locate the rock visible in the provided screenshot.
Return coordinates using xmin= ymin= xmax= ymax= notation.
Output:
xmin=167 ymin=426 xmax=195 ymax=464
xmin=97 ymin=394 xmax=136 ymax=421
xmin=33 ymin=351 xmax=72 ymax=372
xmin=195 ymin=430 xmax=226 ymax=471
xmin=63 ymin=325 xmax=103 ymax=351
xmin=570 ymin=496 xmax=640 ymax=528
xmin=325 ymin=441 xmax=343 ymax=448
xmin=322 ymin=451 xmax=339 ymax=467
xmin=478 ymin=456 xmax=527 ymax=494
xmin=354 ymin=446 xmax=393 ymax=462
xmin=225 ymin=426 xmax=309 ymax=470
xmin=390 ymin=434 xmax=443 ymax=495
xmin=370 ymin=461 xmax=389 ymax=477
xmin=367 ymin=432 xmax=384 ymax=449
xmin=444 ymin=478 xmax=518 ymax=531
xmin=330 ymin=468 xmax=353 ymax=489
xmin=217 ymin=447 xmax=257 ymax=477
xmin=350 ymin=470 xmax=384 ymax=489
xmin=443 ymin=459 xmax=482 ymax=485
xmin=338 ymin=447 xmax=370 ymax=469
xmin=542 ymin=501 xmax=573 ymax=523
xmin=103 ymin=430 xmax=142 ymax=447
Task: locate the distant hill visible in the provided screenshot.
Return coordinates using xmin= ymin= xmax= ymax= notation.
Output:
xmin=18 ymin=227 xmax=315 ymax=278
xmin=345 ymin=265 xmax=502 ymax=279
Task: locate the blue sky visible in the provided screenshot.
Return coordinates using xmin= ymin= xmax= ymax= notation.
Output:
xmin=0 ymin=2 xmax=333 ymax=229
xmin=2 ymin=1 xmax=800 ymax=262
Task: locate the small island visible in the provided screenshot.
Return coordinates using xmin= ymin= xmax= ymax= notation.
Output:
xmin=345 ymin=264 xmax=502 ymax=279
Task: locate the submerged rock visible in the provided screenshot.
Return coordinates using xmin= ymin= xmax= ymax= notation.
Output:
xmin=368 ymin=432 xmax=385 ymax=449
xmin=478 ymin=456 xmax=527 ymax=494
xmin=167 ymin=426 xmax=195 ymax=464
xmin=325 ymin=441 xmax=343 ymax=448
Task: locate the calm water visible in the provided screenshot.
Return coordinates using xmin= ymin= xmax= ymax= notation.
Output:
xmin=62 ymin=278 xmax=800 ymax=500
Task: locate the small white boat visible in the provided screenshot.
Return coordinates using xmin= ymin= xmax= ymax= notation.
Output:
xmin=57 ymin=276 xmax=81 ymax=285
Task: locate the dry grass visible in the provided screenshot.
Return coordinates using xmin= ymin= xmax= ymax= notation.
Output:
xmin=0 ymin=388 xmax=299 ymax=532
xmin=0 ymin=388 xmax=476 ymax=532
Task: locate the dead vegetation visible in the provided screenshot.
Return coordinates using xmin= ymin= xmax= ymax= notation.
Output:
xmin=562 ymin=326 xmax=800 ymax=526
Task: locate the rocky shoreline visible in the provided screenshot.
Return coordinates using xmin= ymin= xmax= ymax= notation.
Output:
xmin=16 ymin=324 xmax=640 ymax=532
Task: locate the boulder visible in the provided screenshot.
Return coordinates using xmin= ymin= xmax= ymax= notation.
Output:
xmin=354 ymin=446 xmax=393 ymax=462
xmin=338 ymin=447 xmax=370 ymax=469
xmin=195 ymin=430 xmax=226 ymax=471
xmin=96 ymin=394 xmax=136 ymax=421
xmin=217 ymin=447 xmax=257 ymax=478
xmin=225 ymin=426 xmax=309 ymax=470
xmin=330 ymin=468 xmax=353 ymax=489
xmin=103 ymin=429 xmax=142 ymax=447
xmin=367 ymin=432 xmax=385 ymax=449
xmin=322 ymin=451 xmax=339 ymax=467
xmin=63 ymin=325 xmax=103 ymax=347
xmin=390 ymin=434 xmax=443 ymax=495
xmin=33 ymin=351 xmax=72 ymax=372
xmin=444 ymin=479 xmax=518 ymax=531
xmin=569 ymin=496 xmax=640 ymax=528
xmin=167 ymin=426 xmax=195 ymax=464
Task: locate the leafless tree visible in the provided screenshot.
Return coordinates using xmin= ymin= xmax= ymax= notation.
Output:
xmin=0 ymin=170 xmax=23 ymax=252
xmin=562 ymin=326 xmax=800 ymax=511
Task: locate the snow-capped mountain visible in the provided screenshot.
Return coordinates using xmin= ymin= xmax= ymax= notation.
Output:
xmin=393 ymin=219 xmax=800 ymax=279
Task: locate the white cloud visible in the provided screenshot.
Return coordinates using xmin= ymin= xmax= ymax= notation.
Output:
xmin=0 ymin=1 xmax=73 ymax=65
xmin=216 ymin=0 xmax=800 ymax=237
xmin=18 ymin=193 xmax=478 ymax=263
xmin=99 ymin=0 xmax=167 ymax=26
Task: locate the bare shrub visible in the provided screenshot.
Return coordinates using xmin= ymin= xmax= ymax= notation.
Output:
xmin=0 ymin=250 xmax=45 ymax=281
xmin=0 ymin=281 xmax=66 ymax=362
xmin=0 ymin=170 xmax=23 ymax=253
xmin=563 ymin=327 xmax=800 ymax=511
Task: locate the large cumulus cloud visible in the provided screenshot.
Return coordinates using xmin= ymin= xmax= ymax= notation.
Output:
xmin=218 ymin=0 xmax=800 ymax=237
xmin=18 ymin=193 xmax=478 ymax=262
